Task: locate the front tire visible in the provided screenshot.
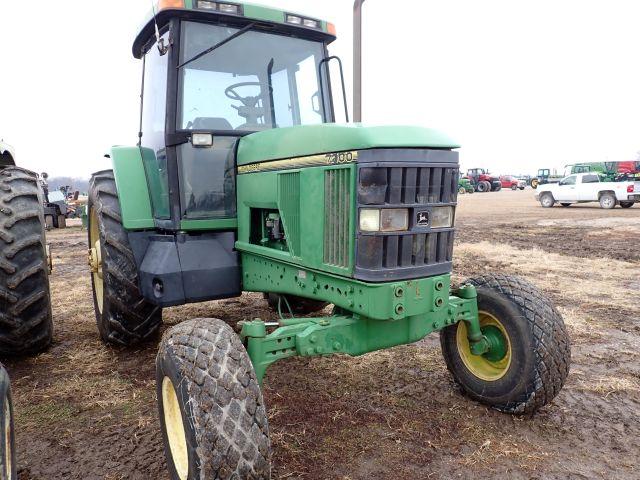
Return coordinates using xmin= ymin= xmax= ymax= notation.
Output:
xmin=511 ymin=184 xmax=517 ymax=191
xmin=0 ymin=167 xmax=53 ymax=355
xmin=440 ymin=274 xmax=570 ymax=414
xmin=88 ymin=170 xmax=161 ymax=346
xmin=157 ymin=318 xmax=271 ymax=480
xmin=476 ymin=181 xmax=489 ymax=193
xmin=599 ymin=193 xmax=616 ymax=209
xmin=540 ymin=193 xmax=554 ymax=208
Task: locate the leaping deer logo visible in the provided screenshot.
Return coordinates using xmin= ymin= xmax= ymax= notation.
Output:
xmin=417 ymin=211 xmax=429 ymax=226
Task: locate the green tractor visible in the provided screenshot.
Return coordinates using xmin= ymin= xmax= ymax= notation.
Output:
xmin=87 ymin=2 xmax=571 ymax=478
xmin=458 ymin=177 xmax=474 ymax=194
xmin=0 ymin=141 xmax=53 ymax=356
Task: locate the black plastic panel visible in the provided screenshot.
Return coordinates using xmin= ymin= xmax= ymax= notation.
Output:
xmin=130 ymin=231 xmax=241 ymax=307
xmin=354 ymin=149 xmax=458 ymax=282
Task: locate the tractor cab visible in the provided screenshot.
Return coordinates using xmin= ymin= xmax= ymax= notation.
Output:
xmin=135 ymin=1 xmax=338 ymax=230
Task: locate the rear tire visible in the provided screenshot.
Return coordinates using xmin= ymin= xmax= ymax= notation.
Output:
xmin=440 ymin=274 xmax=570 ymax=414
xmin=0 ymin=167 xmax=53 ymax=355
xmin=540 ymin=193 xmax=554 ymax=208
xmin=511 ymin=185 xmax=517 ymax=191
xmin=620 ymin=201 xmax=634 ymax=208
xmin=157 ymin=318 xmax=271 ymax=480
xmin=458 ymin=187 xmax=466 ymax=194
xmin=0 ymin=365 xmax=16 ymax=480
xmin=88 ymin=170 xmax=161 ymax=346
xmin=531 ymin=179 xmax=539 ymax=189
xmin=599 ymin=193 xmax=616 ymax=209
xmin=493 ymin=183 xmax=502 ymax=192
xmin=476 ymin=181 xmax=489 ymax=193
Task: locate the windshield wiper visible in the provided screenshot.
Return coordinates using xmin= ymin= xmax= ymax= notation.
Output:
xmin=177 ymin=22 xmax=257 ymax=69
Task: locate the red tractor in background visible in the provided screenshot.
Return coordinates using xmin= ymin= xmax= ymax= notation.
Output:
xmin=465 ymin=168 xmax=502 ymax=192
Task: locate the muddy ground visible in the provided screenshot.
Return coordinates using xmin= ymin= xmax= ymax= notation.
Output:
xmin=5 ymin=189 xmax=640 ymax=479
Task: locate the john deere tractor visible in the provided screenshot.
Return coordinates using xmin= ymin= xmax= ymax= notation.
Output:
xmin=87 ymin=2 xmax=571 ymax=478
xmin=0 ymin=141 xmax=53 ymax=356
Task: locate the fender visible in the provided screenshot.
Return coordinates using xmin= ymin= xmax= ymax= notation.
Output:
xmin=110 ymin=146 xmax=155 ymax=229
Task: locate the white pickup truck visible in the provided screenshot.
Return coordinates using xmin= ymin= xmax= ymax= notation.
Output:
xmin=535 ymin=172 xmax=640 ymax=209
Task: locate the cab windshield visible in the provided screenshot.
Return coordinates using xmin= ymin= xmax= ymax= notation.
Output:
xmin=178 ymin=21 xmax=330 ymax=131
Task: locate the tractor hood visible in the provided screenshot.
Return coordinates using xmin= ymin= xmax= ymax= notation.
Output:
xmin=236 ymin=124 xmax=460 ymax=166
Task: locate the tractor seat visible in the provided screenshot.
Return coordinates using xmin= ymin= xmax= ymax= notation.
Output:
xmin=189 ymin=117 xmax=233 ymax=131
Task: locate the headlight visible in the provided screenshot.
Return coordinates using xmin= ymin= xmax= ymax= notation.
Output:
xmin=359 ymin=209 xmax=408 ymax=232
xmin=380 ymin=209 xmax=408 ymax=232
xmin=359 ymin=209 xmax=380 ymax=232
xmin=431 ymin=206 xmax=454 ymax=228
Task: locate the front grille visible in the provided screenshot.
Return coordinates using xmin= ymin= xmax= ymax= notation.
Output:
xmin=356 ymin=161 xmax=458 ymax=282
xmin=324 ymin=168 xmax=351 ymax=269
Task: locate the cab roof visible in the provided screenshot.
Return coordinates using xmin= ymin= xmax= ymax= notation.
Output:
xmin=134 ymin=0 xmax=336 ymax=58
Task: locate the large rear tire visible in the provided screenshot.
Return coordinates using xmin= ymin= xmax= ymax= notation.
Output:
xmin=619 ymin=201 xmax=634 ymax=208
xmin=0 ymin=167 xmax=53 ymax=355
xmin=157 ymin=318 xmax=271 ymax=480
xmin=440 ymin=274 xmax=570 ymax=414
xmin=88 ymin=170 xmax=161 ymax=346
xmin=476 ymin=181 xmax=489 ymax=193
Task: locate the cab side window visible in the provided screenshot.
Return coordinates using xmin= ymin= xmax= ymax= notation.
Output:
xmin=560 ymin=176 xmax=577 ymax=186
xmin=581 ymin=174 xmax=600 ymax=184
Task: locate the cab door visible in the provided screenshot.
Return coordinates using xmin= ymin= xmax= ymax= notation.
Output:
xmin=554 ymin=175 xmax=578 ymax=201
xmin=577 ymin=174 xmax=600 ymax=201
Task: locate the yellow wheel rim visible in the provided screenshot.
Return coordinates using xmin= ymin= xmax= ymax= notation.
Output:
xmin=456 ymin=311 xmax=512 ymax=381
xmin=4 ymin=396 xmax=10 ymax=480
xmin=88 ymin=207 xmax=104 ymax=314
xmin=162 ymin=377 xmax=189 ymax=480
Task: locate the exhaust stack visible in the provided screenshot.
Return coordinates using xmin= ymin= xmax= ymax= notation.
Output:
xmin=353 ymin=0 xmax=365 ymax=122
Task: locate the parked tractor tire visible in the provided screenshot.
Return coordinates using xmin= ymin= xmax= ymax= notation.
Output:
xmin=458 ymin=186 xmax=466 ymax=194
xmin=598 ymin=192 xmax=616 ymax=209
xmin=492 ymin=183 xmax=502 ymax=192
xmin=157 ymin=318 xmax=271 ymax=480
xmin=539 ymin=193 xmax=554 ymax=208
xmin=0 ymin=167 xmax=53 ymax=355
xmin=265 ymin=293 xmax=328 ymax=315
xmin=560 ymin=203 xmax=571 ymax=207
xmin=531 ymin=179 xmax=539 ymax=189
xmin=88 ymin=170 xmax=161 ymax=346
xmin=0 ymin=365 xmax=16 ymax=480
xmin=440 ymin=274 xmax=570 ymax=414
xmin=476 ymin=181 xmax=489 ymax=193
xmin=619 ymin=201 xmax=634 ymax=209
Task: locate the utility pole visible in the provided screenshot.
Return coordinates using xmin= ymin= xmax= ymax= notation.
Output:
xmin=353 ymin=0 xmax=365 ymax=122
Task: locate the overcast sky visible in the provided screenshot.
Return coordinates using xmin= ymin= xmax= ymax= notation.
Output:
xmin=1 ymin=0 xmax=638 ymax=178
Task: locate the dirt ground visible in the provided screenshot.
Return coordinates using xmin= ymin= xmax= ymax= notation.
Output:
xmin=5 ymin=189 xmax=640 ymax=480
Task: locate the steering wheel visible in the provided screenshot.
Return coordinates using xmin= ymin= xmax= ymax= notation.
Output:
xmin=225 ymin=82 xmax=273 ymax=107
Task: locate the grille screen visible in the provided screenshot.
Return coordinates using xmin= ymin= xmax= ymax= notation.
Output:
xmin=278 ymin=172 xmax=301 ymax=257
xmin=324 ymin=168 xmax=351 ymax=268
xmin=356 ymin=165 xmax=458 ymax=281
